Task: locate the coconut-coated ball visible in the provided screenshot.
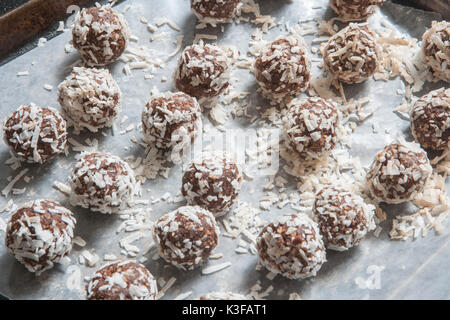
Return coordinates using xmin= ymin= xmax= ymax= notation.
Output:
xmin=174 ymin=42 xmax=232 ymax=101
xmin=410 ymin=87 xmax=449 ymax=151
xmin=329 ymin=0 xmax=385 ymax=21
xmin=322 ymin=23 xmax=381 ymax=84
xmin=69 ymin=152 xmax=138 ymax=214
xmin=153 ymin=205 xmax=220 ymax=270
xmin=313 ymin=186 xmax=375 ymax=251
xmin=86 ymin=260 xmax=158 ymax=300
xmin=283 ymin=97 xmax=340 ymax=160
xmin=421 ymin=20 xmax=450 ymax=82
xmin=3 ymin=104 xmax=67 ymax=164
xmin=365 ymin=142 xmax=432 ymax=204
xmin=191 ymin=0 xmax=242 ymax=25
xmin=72 ymin=6 xmax=130 ymax=66
xmin=58 ymin=67 xmax=122 ymax=133
xmin=5 ymin=200 xmax=76 ymax=274
xmin=254 ymin=35 xmax=311 ymax=102
xmin=181 ymin=153 xmax=242 ymax=216
xmin=256 ymin=214 xmax=326 ymax=280
xmin=142 ymin=91 xmax=202 ymax=150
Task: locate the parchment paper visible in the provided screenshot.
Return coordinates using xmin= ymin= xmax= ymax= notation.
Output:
xmin=0 ymin=0 xmax=448 ymax=300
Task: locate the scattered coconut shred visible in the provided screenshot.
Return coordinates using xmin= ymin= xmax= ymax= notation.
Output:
xmin=117 ymin=10 xmax=185 ymax=79
xmin=194 ymin=0 xmax=277 ymax=32
xmin=391 ymin=173 xmax=449 ymax=240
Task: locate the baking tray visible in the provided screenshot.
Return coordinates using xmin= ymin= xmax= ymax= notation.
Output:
xmin=0 ymin=0 xmax=448 ymax=300
xmin=0 ymin=0 xmax=98 ymax=60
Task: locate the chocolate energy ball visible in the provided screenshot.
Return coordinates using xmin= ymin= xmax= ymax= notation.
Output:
xmin=3 ymin=104 xmax=67 ymax=164
xmin=153 ymin=205 xmax=220 ymax=270
xmin=174 ymin=42 xmax=232 ymax=100
xmin=254 ymin=35 xmax=311 ymax=101
xmin=199 ymin=292 xmax=248 ymax=300
xmin=256 ymin=214 xmax=326 ymax=280
xmin=142 ymin=91 xmax=202 ymax=150
xmin=329 ymin=0 xmax=385 ymax=21
xmin=69 ymin=152 xmax=138 ymax=214
xmin=5 ymin=200 xmax=76 ymax=275
xmin=421 ymin=20 xmax=450 ymax=82
xmin=283 ymin=97 xmax=340 ymax=160
xmin=322 ymin=23 xmax=381 ymax=84
xmin=410 ymin=88 xmax=449 ymax=151
xmin=86 ymin=260 xmax=158 ymax=300
xmin=191 ymin=0 xmax=242 ymax=24
xmin=366 ymin=142 xmax=432 ymax=204
xmin=181 ymin=153 xmax=242 ymax=216
xmin=313 ymin=186 xmax=376 ymax=251
xmin=58 ymin=67 xmax=122 ymax=133
xmin=72 ymin=6 xmax=130 ymax=66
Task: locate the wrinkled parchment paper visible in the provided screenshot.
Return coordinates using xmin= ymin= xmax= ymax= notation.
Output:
xmin=0 ymin=0 xmax=448 ymax=299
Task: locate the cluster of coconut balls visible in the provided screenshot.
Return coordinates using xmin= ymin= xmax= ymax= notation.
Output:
xmin=1 ymin=1 xmax=449 ymax=299
xmin=81 ymin=151 xmax=244 ymax=298
xmin=256 ymin=137 xmax=438 ymax=280
xmin=2 ymin=150 xmax=243 ymax=299
xmin=256 ymin=185 xmax=378 ymax=280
